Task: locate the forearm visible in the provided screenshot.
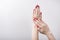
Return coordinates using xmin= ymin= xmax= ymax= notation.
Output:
xmin=32 ymin=25 xmax=39 ymax=40
xmin=46 ymin=32 xmax=55 ymax=40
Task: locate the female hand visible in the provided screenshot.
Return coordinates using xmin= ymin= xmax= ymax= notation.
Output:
xmin=33 ymin=5 xmax=50 ymax=35
xmin=33 ymin=5 xmax=55 ymax=40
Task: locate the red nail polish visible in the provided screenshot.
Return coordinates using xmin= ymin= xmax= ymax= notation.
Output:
xmin=35 ymin=18 xmax=38 ymax=20
xmin=40 ymin=12 xmax=42 ymax=15
xmin=33 ymin=18 xmax=38 ymax=21
xmin=35 ymin=5 xmax=40 ymax=8
xmin=37 ymin=25 xmax=39 ymax=28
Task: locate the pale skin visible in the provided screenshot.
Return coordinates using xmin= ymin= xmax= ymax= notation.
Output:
xmin=32 ymin=5 xmax=55 ymax=40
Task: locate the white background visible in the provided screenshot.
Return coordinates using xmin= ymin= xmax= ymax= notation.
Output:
xmin=0 ymin=0 xmax=60 ymax=40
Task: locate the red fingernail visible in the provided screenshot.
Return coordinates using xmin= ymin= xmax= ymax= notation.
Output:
xmin=35 ymin=18 xmax=38 ymax=20
xmin=33 ymin=18 xmax=38 ymax=21
xmin=35 ymin=5 xmax=40 ymax=8
xmin=40 ymin=12 xmax=42 ymax=14
xmin=37 ymin=25 xmax=39 ymax=28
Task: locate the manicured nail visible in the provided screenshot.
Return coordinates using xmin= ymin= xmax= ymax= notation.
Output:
xmin=34 ymin=18 xmax=38 ymax=20
xmin=40 ymin=12 xmax=42 ymax=15
xmin=35 ymin=5 xmax=40 ymax=8
xmin=37 ymin=25 xmax=39 ymax=28
xmin=33 ymin=18 xmax=38 ymax=21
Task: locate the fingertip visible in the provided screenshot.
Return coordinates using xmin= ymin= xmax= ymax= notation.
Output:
xmin=37 ymin=25 xmax=39 ymax=28
xmin=33 ymin=18 xmax=38 ymax=21
xmin=40 ymin=12 xmax=42 ymax=15
xmin=35 ymin=5 xmax=40 ymax=8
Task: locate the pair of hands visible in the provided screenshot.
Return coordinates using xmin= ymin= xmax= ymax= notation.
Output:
xmin=33 ymin=5 xmax=50 ymax=35
xmin=32 ymin=5 xmax=55 ymax=40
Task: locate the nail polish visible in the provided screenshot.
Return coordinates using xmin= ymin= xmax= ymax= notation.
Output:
xmin=35 ymin=5 xmax=40 ymax=8
xmin=33 ymin=18 xmax=38 ymax=21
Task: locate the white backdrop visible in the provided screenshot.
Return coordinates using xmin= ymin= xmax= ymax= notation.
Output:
xmin=0 ymin=0 xmax=60 ymax=40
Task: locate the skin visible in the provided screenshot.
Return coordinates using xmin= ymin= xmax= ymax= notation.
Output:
xmin=32 ymin=5 xmax=55 ymax=40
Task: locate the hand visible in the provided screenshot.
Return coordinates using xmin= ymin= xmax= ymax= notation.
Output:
xmin=33 ymin=5 xmax=50 ymax=35
xmin=33 ymin=5 xmax=55 ymax=40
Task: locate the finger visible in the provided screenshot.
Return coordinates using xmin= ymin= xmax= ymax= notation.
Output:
xmin=35 ymin=5 xmax=40 ymax=17
xmin=34 ymin=24 xmax=42 ymax=31
xmin=35 ymin=5 xmax=40 ymax=8
xmin=37 ymin=27 xmax=42 ymax=31
xmin=39 ymin=29 xmax=43 ymax=33
xmin=35 ymin=5 xmax=42 ymax=21
xmin=37 ymin=27 xmax=43 ymax=33
xmin=38 ymin=12 xmax=42 ymax=21
xmin=35 ymin=8 xmax=38 ymax=17
xmin=33 ymin=18 xmax=38 ymax=21
xmin=33 ymin=5 xmax=40 ymax=20
xmin=33 ymin=8 xmax=38 ymax=18
xmin=33 ymin=8 xmax=38 ymax=21
xmin=34 ymin=20 xmax=42 ymax=27
xmin=33 ymin=9 xmax=37 ymax=21
xmin=33 ymin=9 xmax=35 ymax=19
xmin=33 ymin=9 xmax=35 ymax=17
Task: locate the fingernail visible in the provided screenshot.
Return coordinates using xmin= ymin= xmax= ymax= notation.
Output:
xmin=40 ymin=13 xmax=42 ymax=14
xmin=34 ymin=18 xmax=38 ymax=20
xmin=37 ymin=25 xmax=39 ymax=28
xmin=33 ymin=18 xmax=38 ymax=21
xmin=40 ymin=12 xmax=42 ymax=15
xmin=35 ymin=5 xmax=40 ymax=8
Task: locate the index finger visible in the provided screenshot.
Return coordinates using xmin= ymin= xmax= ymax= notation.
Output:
xmin=35 ymin=5 xmax=40 ymax=15
xmin=35 ymin=5 xmax=42 ymax=21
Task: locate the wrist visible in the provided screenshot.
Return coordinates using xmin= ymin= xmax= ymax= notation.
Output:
xmin=46 ymin=32 xmax=55 ymax=40
xmin=46 ymin=31 xmax=54 ymax=38
xmin=46 ymin=31 xmax=52 ymax=36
